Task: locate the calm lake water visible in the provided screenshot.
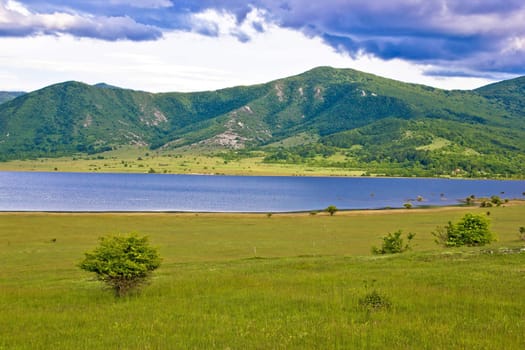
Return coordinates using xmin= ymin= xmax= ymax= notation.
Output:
xmin=0 ymin=171 xmax=523 ymax=212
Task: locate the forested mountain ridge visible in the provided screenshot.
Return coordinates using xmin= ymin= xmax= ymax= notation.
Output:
xmin=0 ymin=67 xmax=523 ymax=177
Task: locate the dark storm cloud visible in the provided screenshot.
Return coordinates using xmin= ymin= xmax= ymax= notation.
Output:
xmin=3 ymin=0 xmax=525 ymax=75
xmin=253 ymin=0 xmax=525 ymax=75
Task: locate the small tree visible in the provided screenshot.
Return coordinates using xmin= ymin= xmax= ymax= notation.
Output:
xmin=432 ymin=213 xmax=495 ymax=247
xmin=325 ymin=205 xmax=338 ymax=216
xmin=464 ymin=195 xmax=475 ymax=206
xmin=79 ymin=234 xmax=161 ymax=297
xmin=372 ymin=230 xmax=415 ymax=255
xmin=519 ymin=227 xmax=525 ymax=241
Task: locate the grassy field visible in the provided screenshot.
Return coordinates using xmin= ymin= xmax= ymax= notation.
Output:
xmin=1 ymin=145 xmax=522 ymax=178
xmin=0 ymin=146 xmax=366 ymax=176
xmin=1 ymin=205 xmax=524 ymax=349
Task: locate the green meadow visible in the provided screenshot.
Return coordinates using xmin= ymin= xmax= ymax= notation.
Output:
xmin=1 ymin=144 xmax=521 ymax=178
xmin=1 ymin=205 xmax=524 ymax=349
xmin=0 ymin=146 xmax=365 ymax=177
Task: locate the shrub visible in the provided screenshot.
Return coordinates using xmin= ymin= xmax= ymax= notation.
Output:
xmin=490 ymin=195 xmax=503 ymax=206
xmin=432 ymin=213 xmax=495 ymax=247
xmin=372 ymin=230 xmax=415 ymax=255
xmin=519 ymin=227 xmax=525 ymax=241
xmin=359 ymin=290 xmax=391 ymax=312
xmin=358 ymin=280 xmax=391 ymax=312
xmin=79 ymin=233 xmax=161 ymax=297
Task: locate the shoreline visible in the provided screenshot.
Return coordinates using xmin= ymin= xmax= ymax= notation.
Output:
xmin=0 ymin=168 xmax=524 ymax=181
xmin=1 ymin=202 xmax=523 ymax=217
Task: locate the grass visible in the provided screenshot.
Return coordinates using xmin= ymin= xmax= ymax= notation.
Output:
xmin=1 ymin=205 xmax=524 ymax=349
xmin=0 ymin=146 xmax=367 ymax=177
xmin=0 ymin=145 xmax=518 ymax=178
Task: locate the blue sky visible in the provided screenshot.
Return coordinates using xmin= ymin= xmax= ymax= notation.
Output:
xmin=1 ymin=0 xmax=524 ymax=92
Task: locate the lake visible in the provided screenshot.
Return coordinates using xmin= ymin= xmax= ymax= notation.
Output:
xmin=0 ymin=171 xmax=523 ymax=212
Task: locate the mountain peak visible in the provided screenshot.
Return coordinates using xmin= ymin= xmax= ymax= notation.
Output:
xmin=93 ymin=83 xmax=121 ymax=89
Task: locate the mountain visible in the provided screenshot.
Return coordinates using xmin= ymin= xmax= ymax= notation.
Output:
xmin=92 ymin=83 xmax=123 ymax=89
xmin=0 ymin=91 xmax=25 ymax=105
xmin=475 ymin=76 xmax=525 ymax=117
xmin=0 ymin=80 xmax=264 ymax=156
xmin=0 ymin=67 xmax=523 ymax=177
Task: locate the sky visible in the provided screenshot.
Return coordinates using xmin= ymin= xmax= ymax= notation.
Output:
xmin=1 ymin=0 xmax=524 ymax=92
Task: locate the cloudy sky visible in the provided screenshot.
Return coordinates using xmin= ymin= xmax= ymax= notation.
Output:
xmin=1 ymin=0 xmax=524 ymax=92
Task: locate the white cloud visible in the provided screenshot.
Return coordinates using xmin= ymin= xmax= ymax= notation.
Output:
xmin=0 ymin=10 xmax=498 ymax=93
xmin=505 ymin=36 xmax=525 ymax=52
xmin=108 ymin=0 xmax=173 ymax=8
xmin=189 ymin=7 xmax=267 ymax=40
xmin=4 ymin=0 xmax=29 ymax=15
xmin=0 ymin=0 xmax=161 ymax=40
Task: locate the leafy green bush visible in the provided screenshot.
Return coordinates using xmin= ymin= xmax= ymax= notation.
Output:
xmin=79 ymin=233 xmax=161 ymax=297
xmin=372 ymin=230 xmax=415 ymax=254
xmin=432 ymin=213 xmax=495 ymax=247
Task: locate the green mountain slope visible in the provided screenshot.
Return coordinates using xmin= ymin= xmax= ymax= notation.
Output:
xmin=0 ymin=67 xmax=523 ymax=177
xmin=475 ymin=76 xmax=525 ymax=118
xmin=0 ymin=82 xmax=264 ymax=157
xmin=0 ymin=91 xmax=25 ymax=105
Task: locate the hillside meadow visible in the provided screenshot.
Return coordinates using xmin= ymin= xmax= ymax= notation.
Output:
xmin=1 ymin=204 xmax=524 ymax=349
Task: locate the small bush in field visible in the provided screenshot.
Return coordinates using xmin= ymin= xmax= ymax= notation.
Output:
xmin=359 ymin=290 xmax=391 ymax=311
xmin=79 ymin=233 xmax=161 ymax=297
xmin=372 ymin=230 xmax=415 ymax=255
xmin=358 ymin=280 xmax=391 ymax=312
